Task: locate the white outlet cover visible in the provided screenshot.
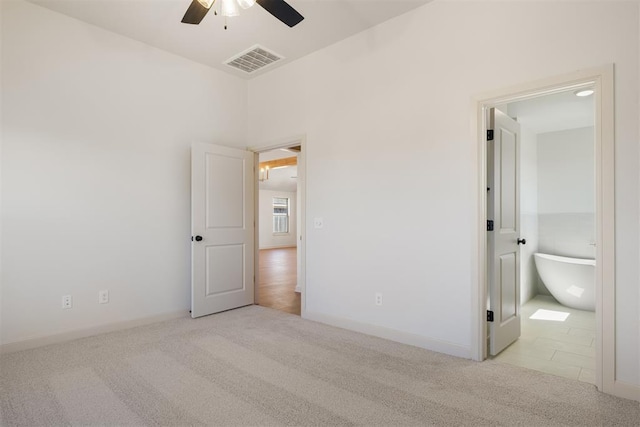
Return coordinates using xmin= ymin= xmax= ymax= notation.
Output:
xmin=99 ymin=290 xmax=109 ymax=304
xmin=62 ymin=295 xmax=72 ymax=309
xmin=375 ymin=292 xmax=383 ymax=306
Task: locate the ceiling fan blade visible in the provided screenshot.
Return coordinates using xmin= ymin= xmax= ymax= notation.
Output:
xmin=181 ymin=0 xmax=211 ymax=25
xmin=256 ymin=0 xmax=304 ymax=28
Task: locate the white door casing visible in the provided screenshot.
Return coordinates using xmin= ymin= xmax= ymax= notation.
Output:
xmin=295 ymin=152 xmax=303 ymax=293
xmin=488 ymin=108 xmax=522 ymax=355
xmin=191 ymin=143 xmax=255 ymax=318
xmin=474 ymin=65 xmax=615 ymax=398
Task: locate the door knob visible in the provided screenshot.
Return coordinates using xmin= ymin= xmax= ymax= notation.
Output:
xmin=194 ymin=235 xmax=203 ymax=242
xmin=517 ymin=238 xmax=526 ymax=245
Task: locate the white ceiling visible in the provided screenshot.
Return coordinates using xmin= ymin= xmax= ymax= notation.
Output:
xmin=29 ymin=0 xmax=432 ymax=79
xmin=506 ymin=90 xmax=594 ymax=134
xmin=259 ymin=165 xmax=298 ymax=191
xmin=259 ymin=148 xmax=298 ymax=191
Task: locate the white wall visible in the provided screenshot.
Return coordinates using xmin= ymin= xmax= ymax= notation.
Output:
xmin=0 ymin=0 xmax=248 ymax=345
xmin=0 ymin=0 xmax=4 ymax=337
xmin=537 ymin=127 xmax=595 ymax=214
xmin=519 ymin=125 xmax=540 ymax=303
xmin=537 ymin=127 xmax=595 ymax=260
xmin=259 ymin=189 xmax=297 ymax=249
xmin=248 ymin=1 xmax=639 ymax=387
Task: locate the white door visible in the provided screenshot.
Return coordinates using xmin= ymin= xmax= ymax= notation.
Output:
xmin=488 ymin=108 xmax=522 ymax=355
xmin=191 ymin=142 xmax=254 ymax=318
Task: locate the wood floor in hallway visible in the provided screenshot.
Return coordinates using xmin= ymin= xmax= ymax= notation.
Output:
xmin=258 ymin=247 xmax=300 ymax=316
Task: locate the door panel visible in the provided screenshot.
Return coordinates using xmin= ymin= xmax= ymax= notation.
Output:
xmin=205 ymin=244 xmax=245 ymax=295
xmin=499 ymin=129 xmax=517 ymax=231
xmin=500 ymin=254 xmax=517 ymax=321
xmin=206 ymin=153 xmax=245 ymax=228
xmin=489 ymin=108 xmax=522 ymax=356
xmin=192 ymin=143 xmax=254 ymax=318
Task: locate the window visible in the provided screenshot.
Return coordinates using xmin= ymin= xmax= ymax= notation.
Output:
xmin=272 ymin=197 xmax=289 ymax=233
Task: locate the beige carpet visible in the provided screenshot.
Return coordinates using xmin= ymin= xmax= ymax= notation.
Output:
xmin=1 ymin=305 xmax=638 ymax=426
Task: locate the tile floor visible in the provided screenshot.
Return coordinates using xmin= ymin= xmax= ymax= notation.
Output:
xmin=493 ymin=295 xmax=596 ymax=384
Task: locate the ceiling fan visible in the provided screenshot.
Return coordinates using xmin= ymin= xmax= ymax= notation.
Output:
xmin=181 ymin=0 xmax=304 ymax=28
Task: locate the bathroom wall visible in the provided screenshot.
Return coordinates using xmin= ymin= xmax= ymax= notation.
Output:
xmin=519 ymin=126 xmax=540 ymax=303
xmin=537 ymin=127 xmax=595 ymax=266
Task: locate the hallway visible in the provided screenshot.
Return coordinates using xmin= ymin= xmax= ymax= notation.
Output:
xmin=258 ymin=247 xmax=300 ymax=315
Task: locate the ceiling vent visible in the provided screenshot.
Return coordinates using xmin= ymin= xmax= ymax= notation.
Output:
xmin=225 ymin=45 xmax=283 ymax=74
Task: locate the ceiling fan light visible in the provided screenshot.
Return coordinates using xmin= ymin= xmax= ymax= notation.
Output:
xmin=197 ymin=0 xmax=215 ymax=9
xmin=237 ymin=0 xmax=255 ymax=9
xmin=221 ymin=0 xmax=240 ymax=16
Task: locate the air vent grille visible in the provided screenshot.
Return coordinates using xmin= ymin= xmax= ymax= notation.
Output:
xmin=225 ymin=45 xmax=283 ymax=73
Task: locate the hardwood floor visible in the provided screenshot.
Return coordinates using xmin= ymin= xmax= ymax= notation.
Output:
xmin=257 ymin=247 xmax=300 ymax=316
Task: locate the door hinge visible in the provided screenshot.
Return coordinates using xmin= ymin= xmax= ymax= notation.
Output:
xmin=487 ymin=220 xmax=494 ymax=231
xmin=487 ymin=310 xmax=494 ymax=322
xmin=487 ymin=129 xmax=494 ymax=141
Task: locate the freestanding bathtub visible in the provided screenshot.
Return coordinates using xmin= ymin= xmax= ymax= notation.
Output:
xmin=533 ymin=253 xmax=595 ymax=311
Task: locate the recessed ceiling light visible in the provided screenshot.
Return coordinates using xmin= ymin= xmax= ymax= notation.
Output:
xmin=575 ymin=89 xmax=594 ymax=97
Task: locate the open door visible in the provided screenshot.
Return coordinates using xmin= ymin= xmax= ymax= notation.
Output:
xmin=191 ymin=142 xmax=255 ymax=318
xmin=488 ymin=108 xmax=522 ymax=355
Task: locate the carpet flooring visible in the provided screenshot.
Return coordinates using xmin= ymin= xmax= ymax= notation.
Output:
xmin=1 ymin=305 xmax=638 ymax=426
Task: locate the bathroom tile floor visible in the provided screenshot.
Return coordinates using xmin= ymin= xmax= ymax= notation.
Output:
xmin=492 ymin=295 xmax=596 ymax=384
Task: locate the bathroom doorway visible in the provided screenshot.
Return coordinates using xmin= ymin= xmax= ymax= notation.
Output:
xmin=490 ymin=90 xmax=597 ymax=383
xmin=474 ymin=66 xmax=616 ymax=393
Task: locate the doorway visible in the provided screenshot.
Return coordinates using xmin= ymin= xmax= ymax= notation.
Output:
xmin=473 ymin=65 xmax=615 ymax=394
xmin=489 ymin=91 xmax=597 ymax=383
xmin=253 ymin=141 xmax=305 ymax=316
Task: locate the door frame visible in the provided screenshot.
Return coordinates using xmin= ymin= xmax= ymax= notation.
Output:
xmin=471 ymin=65 xmax=615 ymax=394
xmin=249 ymin=135 xmax=307 ymax=316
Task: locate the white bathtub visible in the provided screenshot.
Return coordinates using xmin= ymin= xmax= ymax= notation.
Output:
xmin=533 ymin=253 xmax=595 ymax=312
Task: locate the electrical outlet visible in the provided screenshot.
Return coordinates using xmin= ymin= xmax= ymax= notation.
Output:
xmin=375 ymin=292 xmax=383 ymax=306
xmin=62 ymin=295 xmax=72 ymax=309
xmin=98 ymin=290 xmax=109 ymax=304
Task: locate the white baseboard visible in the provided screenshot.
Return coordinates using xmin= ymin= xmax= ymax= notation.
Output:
xmin=614 ymin=379 xmax=640 ymax=402
xmin=303 ymin=310 xmax=471 ymax=359
xmin=259 ymin=245 xmax=297 ymax=250
xmin=0 ymin=310 xmax=188 ymax=354
xmin=294 ymin=286 xmax=301 ymax=293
